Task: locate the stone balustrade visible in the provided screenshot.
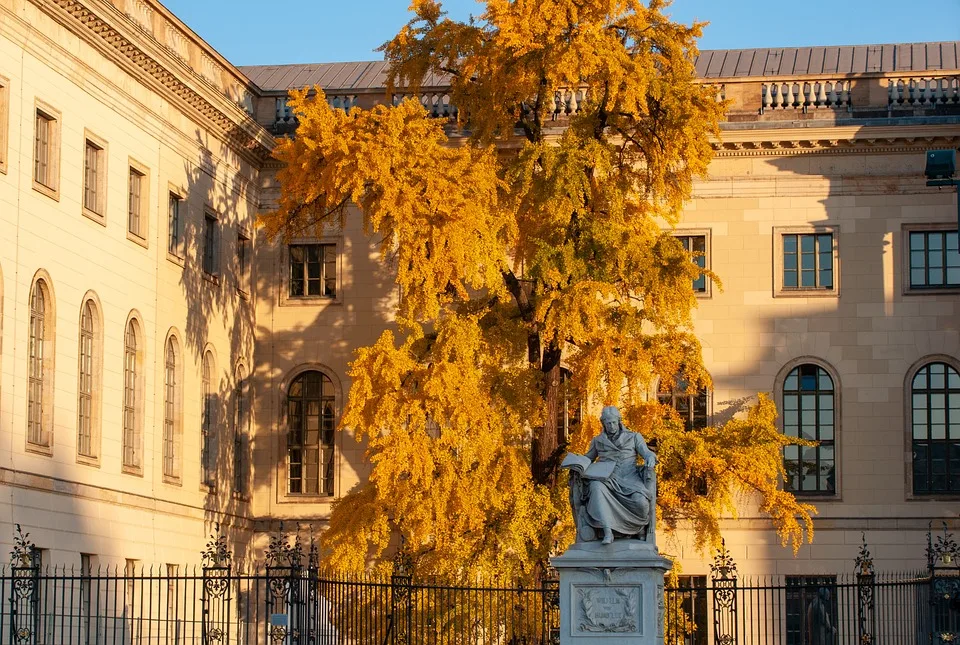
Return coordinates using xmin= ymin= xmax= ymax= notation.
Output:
xmin=392 ymin=92 xmax=458 ymax=118
xmin=888 ymin=75 xmax=960 ymax=106
xmin=761 ymin=80 xmax=851 ymax=111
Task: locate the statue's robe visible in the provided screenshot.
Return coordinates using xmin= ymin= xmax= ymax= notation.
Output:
xmin=573 ymin=430 xmax=653 ymax=540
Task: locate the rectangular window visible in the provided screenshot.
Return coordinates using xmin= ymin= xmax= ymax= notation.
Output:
xmin=168 ymin=193 xmax=182 ymax=258
xmin=80 ymin=554 xmax=94 ymax=644
xmin=785 ymin=576 xmax=838 ymax=645
xmin=128 ymin=167 xmax=145 ymax=238
xmin=124 ymin=559 xmax=139 ymax=624
xmin=203 ymin=213 xmax=219 ymax=276
xmin=165 ymin=564 xmax=179 ymax=632
xmin=909 ymin=230 xmax=960 ymax=289
xmin=33 ymin=106 xmax=59 ymax=196
xmin=288 ymin=244 xmax=337 ymax=298
xmin=667 ymin=577 xmax=707 ymax=645
xmin=676 ymin=235 xmax=707 ymax=293
xmin=775 ymin=227 xmax=838 ymax=297
xmin=237 ymin=232 xmax=250 ymax=295
xmin=83 ymin=139 xmax=105 ymax=216
xmin=783 ymin=233 xmax=833 ymax=289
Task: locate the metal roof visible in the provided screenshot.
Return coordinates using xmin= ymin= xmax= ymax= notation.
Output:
xmin=694 ymin=42 xmax=960 ymax=79
xmin=240 ymin=41 xmax=960 ymax=92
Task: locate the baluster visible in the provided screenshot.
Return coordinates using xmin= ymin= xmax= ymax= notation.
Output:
xmin=816 ymin=82 xmax=827 ymax=107
xmin=908 ymin=79 xmax=918 ymax=104
xmin=549 ymin=92 xmax=558 ymax=118
xmin=774 ymin=83 xmax=784 ymax=109
xmin=951 ymin=77 xmax=960 ymax=103
xmin=786 ymin=83 xmax=796 ymax=108
xmin=804 ymin=82 xmax=815 ymax=108
xmin=933 ymin=78 xmax=946 ymax=105
xmin=888 ymin=79 xmax=899 ymax=105
xmin=762 ymin=84 xmax=772 ymax=111
xmin=919 ymin=78 xmax=931 ymax=105
xmin=716 ymin=84 xmax=725 ymax=102
xmin=568 ymin=89 xmax=579 ymax=114
xmin=829 ymin=81 xmax=840 ymax=107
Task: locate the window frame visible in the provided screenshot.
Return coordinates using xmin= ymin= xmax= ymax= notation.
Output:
xmin=773 ymin=226 xmax=840 ymax=298
xmin=279 ymin=237 xmax=343 ymax=307
xmin=26 ymin=272 xmax=56 ymax=456
xmin=237 ymin=229 xmax=251 ymax=298
xmin=32 ymin=100 xmax=61 ymax=200
xmin=905 ymin=355 xmax=960 ymax=499
xmin=233 ymin=363 xmax=249 ymax=499
xmin=121 ymin=315 xmax=145 ymax=475
xmin=672 ymin=228 xmax=712 ymax=298
xmin=162 ymin=333 xmax=183 ymax=485
xmin=126 ymin=159 xmax=149 ymax=247
xmin=201 ymin=349 xmax=218 ymax=490
xmin=278 ymin=365 xmax=341 ymax=503
xmin=0 ymin=74 xmax=8 ymax=174
xmin=902 ymin=223 xmax=960 ymax=295
xmin=657 ymin=375 xmax=711 ymax=432
xmin=166 ymin=186 xmax=185 ymax=264
xmin=81 ymin=131 xmax=108 ymax=224
xmin=775 ymin=358 xmax=841 ymax=499
xmin=76 ymin=295 xmax=103 ymax=466
xmin=202 ymin=210 xmax=220 ymax=281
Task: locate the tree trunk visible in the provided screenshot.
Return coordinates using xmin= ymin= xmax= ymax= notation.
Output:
xmin=533 ymin=343 xmax=564 ymax=487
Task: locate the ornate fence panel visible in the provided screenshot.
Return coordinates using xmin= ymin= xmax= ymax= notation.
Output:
xmin=8 ymin=526 xmax=38 ymax=645
xmin=927 ymin=523 xmax=960 ymax=645
xmin=711 ymin=540 xmax=738 ymax=645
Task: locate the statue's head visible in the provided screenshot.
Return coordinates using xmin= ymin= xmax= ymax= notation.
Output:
xmin=600 ymin=406 xmax=623 ymax=438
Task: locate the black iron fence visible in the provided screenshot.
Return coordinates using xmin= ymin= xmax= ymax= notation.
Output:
xmin=1 ymin=524 xmax=957 ymax=644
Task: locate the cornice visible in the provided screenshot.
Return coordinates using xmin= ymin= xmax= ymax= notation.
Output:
xmin=712 ymin=123 xmax=960 ymax=157
xmin=32 ymin=0 xmax=274 ymax=166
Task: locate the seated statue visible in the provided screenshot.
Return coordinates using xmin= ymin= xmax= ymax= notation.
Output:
xmin=563 ymin=406 xmax=657 ymax=545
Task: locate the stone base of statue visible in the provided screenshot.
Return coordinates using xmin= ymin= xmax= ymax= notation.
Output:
xmin=551 ymin=540 xmax=672 ymax=645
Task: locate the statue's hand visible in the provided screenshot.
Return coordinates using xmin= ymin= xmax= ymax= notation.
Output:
xmin=645 ymin=453 xmax=656 ymax=468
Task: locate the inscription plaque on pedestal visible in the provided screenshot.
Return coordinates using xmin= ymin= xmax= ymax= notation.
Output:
xmin=572 ymin=585 xmax=642 ymax=637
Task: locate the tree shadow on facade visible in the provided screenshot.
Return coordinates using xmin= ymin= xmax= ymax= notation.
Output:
xmin=686 ymin=142 xmax=959 ymax=572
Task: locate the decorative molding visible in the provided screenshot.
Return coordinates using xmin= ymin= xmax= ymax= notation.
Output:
xmin=37 ymin=0 xmax=272 ymax=165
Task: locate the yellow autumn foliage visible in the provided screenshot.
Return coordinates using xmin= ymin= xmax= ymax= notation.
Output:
xmin=261 ymin=0 xmax=815 ymax=581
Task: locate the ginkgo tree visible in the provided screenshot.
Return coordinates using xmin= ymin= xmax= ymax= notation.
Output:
xmin=260 ymin=0 xmax=815 ymax=581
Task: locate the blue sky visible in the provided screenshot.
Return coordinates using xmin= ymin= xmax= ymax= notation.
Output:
xmin=161 ymin=0 xmax=960 ymax=67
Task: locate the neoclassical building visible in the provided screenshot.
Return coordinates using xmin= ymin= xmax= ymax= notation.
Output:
xmin=0 ymin=0 xmax=957 ymax=576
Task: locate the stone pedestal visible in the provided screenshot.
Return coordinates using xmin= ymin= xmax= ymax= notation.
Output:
xmin=551 ymin=541 xmax=671 ymax=645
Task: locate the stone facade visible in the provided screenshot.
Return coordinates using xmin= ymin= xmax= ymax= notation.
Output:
xmin=0 ymin=0 xmax=957 ymax=577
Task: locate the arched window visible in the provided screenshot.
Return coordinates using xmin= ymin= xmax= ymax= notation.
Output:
xmin=911 ymin=361 xmax=960 ymax=495
xmin=782 ymin=364 xmax=835 ymax=495
xmin=77 ymin=299 xmax=101 ymax=460
xmin=121 ymin=319 xmax=142 ymax=471
xmin=287 ymin=370 xmax=336 ymax=495
xmin=163 ymin=336 xmax=181 ymax=482
xmin=234 ymin=365 xmax=247 ymax=496
xmin=658 ymin=375 xmax=709 ymax=431
xmin=28 ymin=278 xmax=54 ymax=450
xmin=201 ymin=351 xmax=217 ymax=487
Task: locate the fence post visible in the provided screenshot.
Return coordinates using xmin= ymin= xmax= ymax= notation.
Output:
xmin=710 ymin=539 xmax=738 ymax=645
xmin=855 ymin=533 xmax=876 ymax=645
xmin=390 ymin=539 xmax=413 ymax=645
xmin=201 ymin=522 xmax=233 ymax=645
xmin=926 ymin=522 xmax=960 ymax=644
xmin=8 ymin=524 xmax=39 ymax=645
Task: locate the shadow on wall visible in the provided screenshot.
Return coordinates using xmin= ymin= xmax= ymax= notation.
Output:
xmin=691 ymin=141 xmax=959 ymax=571
xmin=174 ymin=125 xmax=402 ymax=560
